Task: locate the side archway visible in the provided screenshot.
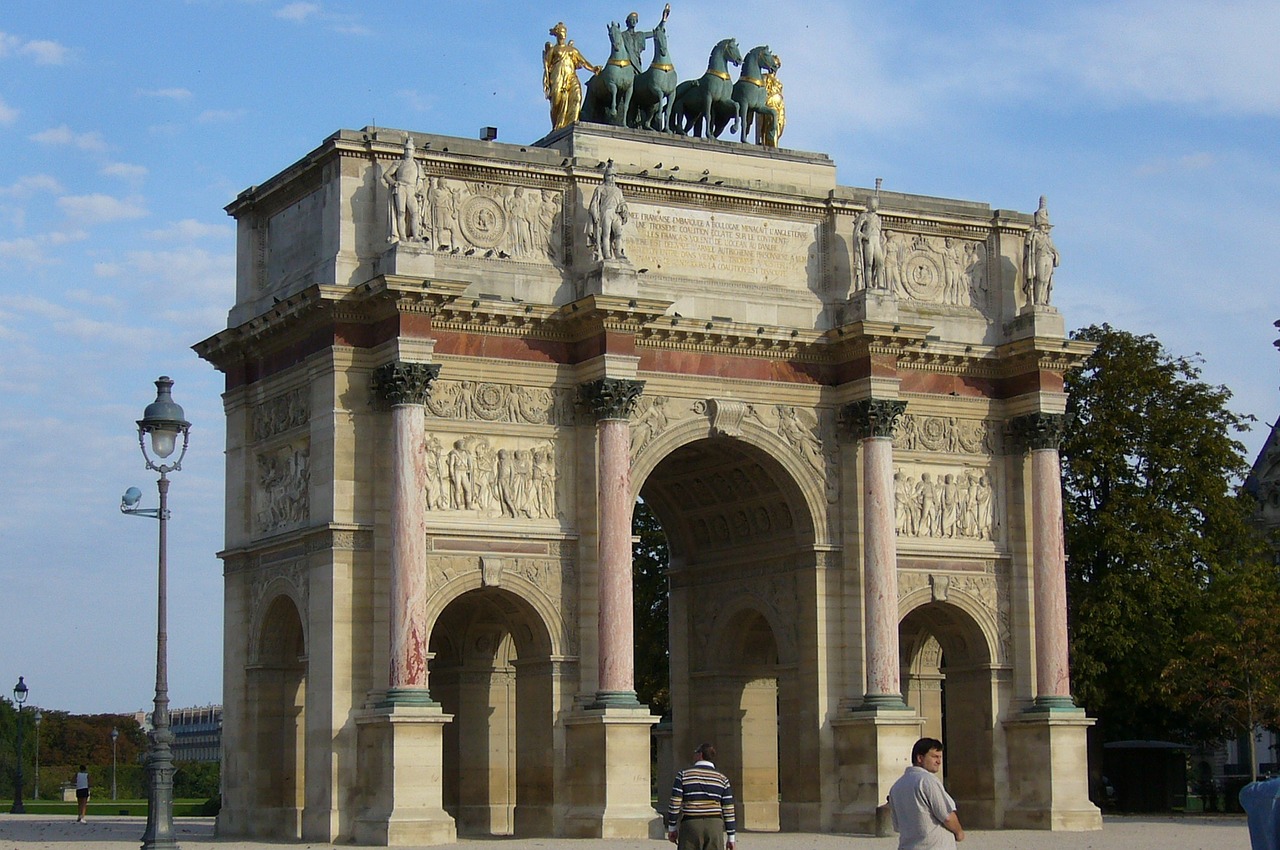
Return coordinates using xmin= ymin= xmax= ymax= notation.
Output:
xmin=246 ymin=593 xmax=307 ymax=838
xmin=899 ymin=593 xmax=1000 ymax=827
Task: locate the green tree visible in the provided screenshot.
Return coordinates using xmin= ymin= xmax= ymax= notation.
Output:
xmin=633 ymin=498 xmax=671 ymax=716
xmin=1162 ymin=540 xmax=1280 ymax=777
xmin=1062 ymin=324 xmax=1258 ymax=740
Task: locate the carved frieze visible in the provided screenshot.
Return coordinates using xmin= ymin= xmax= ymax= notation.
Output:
xmin=254 ymin=439 xmax=310 ymax=535
xmin=423 ymin=435 xmax=560 ymax=520
xmin=772 ymin=404 xmax=839 ymax=503
xmin=886 ymin=233 xmax=988 ymax=310
xmin=251 ymin=387 xmax=310 ymax=442
xmin=893 ymin=414 xmax=1002 ymax=455
xmin=425 ymin=380 xmax=573 ymax=425
xmin=631 ymin=395 xmax=673 ymax=456
xmin=893 ymin=464 xmax=999 ymax=542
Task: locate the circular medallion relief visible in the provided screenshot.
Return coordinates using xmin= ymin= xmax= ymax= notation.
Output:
xmin=900 ymin=250 xmax=943 ymax=301
xmin=459 ymin=196 xmax=508 ymax=248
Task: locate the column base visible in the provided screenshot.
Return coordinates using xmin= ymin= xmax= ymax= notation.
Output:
xmin=1024 ymin=695 xmax=1078 ymax=713
xmin=353 ymin=704 xmax=456 ymax=846
xmin=830 ymin=709 xmax=922 ymax=834
xmin=854 ymin=693 xmax=912 ymax=712
xmin=561 ymin=705 xmax=659 ymax=838
xmin=378 ymin=687 xmax=439 ymax=708
xmin=1003 ymin=711 xmax=1101 ymax=830
xmin=590 ymin=689 xmax=641 ymax=708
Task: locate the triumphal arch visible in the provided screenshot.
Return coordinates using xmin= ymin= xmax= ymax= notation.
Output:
xmin=197 ymin=109 xmax=1100 ymax=841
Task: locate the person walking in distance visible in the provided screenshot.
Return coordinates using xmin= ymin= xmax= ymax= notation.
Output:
xmin=667 ymin=742 xmax=737 ymax=850
xmin=888 ymin=737 xmax=965 ymax=850
xmin=74 ymin=764 xmax=90 ymax=822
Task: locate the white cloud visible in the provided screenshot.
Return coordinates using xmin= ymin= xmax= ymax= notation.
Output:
xmin=0 ymin=95 xmax=17 ymax=124
xmin=276 ymin=2 xmax=319 ymax=22
xmin=0 ymin=31 xmax=69 ymax=65
xmin=102 ymin=162 xmax=148 ymax=180
xmin=145 ymin=219 xmax=233 ymax=241
xmin=0 ymin=230 xmax=86 ymax=267
xmin=57 ymin=193 xmax=147 ymax=224
xmin=30 ymin=124 xmax=108 ymax=152
xmin=197 ymin=108 xmax=248 ymax=124
xmin=0 ymin=174 xmax=64 ymax=198
xmin=138 ymin=87 xmax=193 ymax=100
xmin=21 ymin=38 xmax=69 ymax=65
xmin=94 ymin=262 xmax=122 ymax=277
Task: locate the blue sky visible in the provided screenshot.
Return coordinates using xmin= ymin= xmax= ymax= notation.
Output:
xmin=2 ymin=1 xmax=1277 ymax=714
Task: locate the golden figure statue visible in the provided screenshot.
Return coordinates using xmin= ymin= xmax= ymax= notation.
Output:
xmin=543 ymin=22 xmax=601 ymax=131
xmin=755 ymin=58 xmax=786 ymax=147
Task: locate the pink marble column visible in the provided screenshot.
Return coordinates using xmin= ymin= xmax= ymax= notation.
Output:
xmin=1031 ymin=447 xmax=1072 ymax=704
xmin=598 ymin=418 xmax=634 ymax=696
xmin=863 ymin=436 xmax=901 ymax=700
xmin=845 ymin=399 xmax=908 ymax=710
xmin=1013 ymin=412 xmax=1075 ymax=710
xmin=390 ymin=402 xmax=428 ymax=691
xmin=580 ymin=378 xmax=645 ymax=706
xmin=375 ymin=361 xmax=440 ymax=706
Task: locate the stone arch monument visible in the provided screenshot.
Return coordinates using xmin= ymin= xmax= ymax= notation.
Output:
xmin=196 ymin=121 xmax=1100 ymax=844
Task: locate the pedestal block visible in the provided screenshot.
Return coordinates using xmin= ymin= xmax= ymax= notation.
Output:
xmin=353 ymin=705 xmax=457 ymax=846
xmin=562 ymin=706 xmax=660 ymax=838
xmin=580 ymin=260 xmax=638 ymax=298
xmin=1006 ymin=305 xmax=1066 ymax=339
xmin=374 ymin=241 xmax=437 ymax=278
xmin=1003 ymin=710 xmax=1101 ymax=830
xmin=830 ymin=709 xmax=922 ymax=833
xmin=845 ymin=288 xmax=899 ymax=323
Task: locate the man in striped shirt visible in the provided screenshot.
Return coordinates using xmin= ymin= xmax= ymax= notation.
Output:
xmin=666 ymin=743 xmax=737 ymax=850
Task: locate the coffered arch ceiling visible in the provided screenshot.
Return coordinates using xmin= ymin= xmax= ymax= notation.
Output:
xmin=639 ymin=436 xmax=816 ymax=564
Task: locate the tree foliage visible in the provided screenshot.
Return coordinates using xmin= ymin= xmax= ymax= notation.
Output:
xmin=633 ymin=498 xmax=671 ymax=716
xmin=1062 ymin=323 xmax=1261 ymax=741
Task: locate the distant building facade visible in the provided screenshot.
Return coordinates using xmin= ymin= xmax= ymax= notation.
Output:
xmin=136 ymin=705 xmax=222 ymax=763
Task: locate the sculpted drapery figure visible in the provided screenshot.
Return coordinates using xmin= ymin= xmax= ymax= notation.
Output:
xmin=755 ymin=61 xmax=785 ymax=147
xmin=544 ymin=22 xmax=601 ymax=130
xmin=1023 ymin=196 xmax=1060 ymax=306
xmin=383 ymin=137 xmax=425 ymax=243
xmin=587 ymin=159 xmax=629 ymax=261
xmin=854 ymin=189 xmax=888 ymax=291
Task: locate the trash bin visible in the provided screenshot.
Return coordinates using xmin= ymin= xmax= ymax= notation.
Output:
xmin=1240 ymin=777 xmax=1280 ymax=850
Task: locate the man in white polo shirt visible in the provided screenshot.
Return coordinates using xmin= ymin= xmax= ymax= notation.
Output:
xmin=888 ymin=737 xmax=965 ymax=850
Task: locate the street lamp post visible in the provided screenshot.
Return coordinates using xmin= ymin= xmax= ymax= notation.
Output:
xmin=122 ymin=376 xmax=190 ymax=850
xmin=33 ymin=711 xmax=41 ymax=800
xmin=112 ymin=728 xmax=119 ymax=801
xmin=10 ymin=676 xmax=28 ymax=814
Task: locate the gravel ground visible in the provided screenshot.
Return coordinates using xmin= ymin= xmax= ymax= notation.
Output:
xmin=0 ymin=814 xmax=1251 ymax=850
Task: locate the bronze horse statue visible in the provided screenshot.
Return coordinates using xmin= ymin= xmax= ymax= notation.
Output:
xmin=580 ymin=21 xmax=635 ymax=126
xmin=627 ymin=21 xmax=677 ymax=131
xmin=669 ymin=38 xmax=742 ymax=138
xmin=730 ymin=45 xmax=781 ymax=142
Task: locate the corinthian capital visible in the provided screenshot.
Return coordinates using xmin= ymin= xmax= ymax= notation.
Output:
xmin=578 ymin=378 xmax=645 ymax=421
xmin=372 ymin=361 xmax=441 ymax=406
xmin=1009 ymin=412 xmax=1068 ymax=452
xmin=843 ymin=399 xmax=907 ymax=440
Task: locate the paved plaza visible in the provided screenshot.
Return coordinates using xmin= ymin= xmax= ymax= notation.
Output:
xmin=0 ymin=815 xmax=1250 ymax=850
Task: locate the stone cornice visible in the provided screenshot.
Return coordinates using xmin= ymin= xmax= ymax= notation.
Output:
xmin=639 ymin=319 xmax=826 ymax=361
xmin=993 ymin=336 xmax=1094 ymax=377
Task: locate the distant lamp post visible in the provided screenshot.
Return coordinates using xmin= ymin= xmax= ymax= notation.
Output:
xmin=10 ymin=676 xmax=28 ymax=814
xmin=122 ymin=375 xmax=190 ymax=850
xmin=111 ymin=728 xmax=120 ymax=801
xmin=33 ymin=711 xmax=41 ymax=801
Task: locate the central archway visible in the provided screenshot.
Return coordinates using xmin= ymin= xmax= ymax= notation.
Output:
xmin=637 ymin=433 xmax=822 ymax=831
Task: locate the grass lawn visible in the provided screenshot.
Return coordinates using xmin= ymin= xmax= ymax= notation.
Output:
xmin=16 ymin=799 xmax=216 ymax=817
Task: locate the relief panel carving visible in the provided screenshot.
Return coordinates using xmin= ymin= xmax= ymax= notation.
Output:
xmin=425 ymin=380 xmax=573 ymax=426
xmin=411 ymin=175 xmax=564 ymax=263
xmin=423 ymin=435 xmax=560 ymax=520
xmin=893 ymin=414 xmax=1001 ymax=455
xmin=894 ymin=463 xmax=999 ymax=542
xmin=254 ymin=439 xmax=310 ymax=535
xmin=885 ymin=233 xmax=988 ymax=310
xmin=251 ymin=388 xmax=310 ymax=442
